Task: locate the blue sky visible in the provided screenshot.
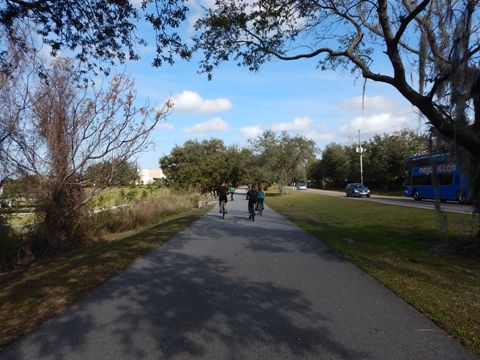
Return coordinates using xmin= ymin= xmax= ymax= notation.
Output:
xmin=119 ymin=1 xmax=427 ymax=169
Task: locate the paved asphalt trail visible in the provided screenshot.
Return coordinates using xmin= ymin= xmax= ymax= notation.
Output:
xmin=1 ymin=193 xmax=477 ymax=360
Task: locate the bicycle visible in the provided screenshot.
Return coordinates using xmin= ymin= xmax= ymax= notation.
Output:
xmin=257 ymin=200 xmax=264 ymax=216
xmin=220 ymin=199 xmax=227 ymax=219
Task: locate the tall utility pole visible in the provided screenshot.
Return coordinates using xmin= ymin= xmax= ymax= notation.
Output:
xmin=357 ymin=130 xmax=364 ymax=184
xmin=358 ymin=82 xmax=366 ymax=184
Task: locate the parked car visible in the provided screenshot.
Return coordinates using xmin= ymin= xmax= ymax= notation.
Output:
xmin=297 ymin=182 xmax=307 ymax=190
xmin=346 ymin=183 xmax=370 ymax=198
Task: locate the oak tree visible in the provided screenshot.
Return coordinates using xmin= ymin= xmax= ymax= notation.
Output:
xmin=160 ymin=138 xmax=234 ymax=192
xmin=0 ymin=0 xmax=190 ymax=76
xmin=7 ymin=58 xmax=170 ymax=253
xmin=249 ymin=130 xmax=316 ymax=194
xmin=193 ymin=0 xmax=480 ymax=210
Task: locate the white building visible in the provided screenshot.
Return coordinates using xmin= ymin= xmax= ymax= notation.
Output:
xmin=140 ymin=168 xmax=165 ymax=184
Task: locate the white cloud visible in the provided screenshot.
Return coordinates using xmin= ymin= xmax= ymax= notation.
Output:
xmin=338 ymin=113 xmax=409 ymax=139
xmin=187 ymin=0 xmax=213 ymax=33
xmin=183 ymin=117 xmax=229 ymax=134
xmin=271 ymin=116 xmax=312 ymax=132
xmin=172 ymin=90 xmax=232 ymax=114
xmin=36 ymin=43 xmax=61 ymax=65
xmin=129 ymin=0 xmax=143 ymax=8
xmin=305 ymin=131 xmax=335 ymax=143
xmin=188 ymin=13 xmax=201 ymax=32
xmin=240 ymin=125 xmax=263 ymax=139
xmin=155 ymin=123 xmax=175 ymax=131
xmin=341 ymin=96 xmax=399 ymax=113
xmin=334 ymin=95 xmax=423 ymax=142
xmin=303 ymin=123 xmax=335 ymax=143
xmin=200 ymin=0 xmax=217 ymax=7
xmin=240 ymin=117 xmax=335 ymax=145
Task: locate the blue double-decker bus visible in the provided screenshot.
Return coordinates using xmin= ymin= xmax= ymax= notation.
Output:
xmin=403 ymin=153 xmax=470 ymax=203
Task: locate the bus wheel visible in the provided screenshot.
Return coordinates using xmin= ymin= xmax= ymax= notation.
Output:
xmin=456 ymin=191 xmax=467 ymax=204
xmin=413 ymin=190 xmax=421 ymax=201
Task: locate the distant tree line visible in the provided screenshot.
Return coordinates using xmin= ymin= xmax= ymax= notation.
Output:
xmin=83 ymin=160 xmax=140 ymax=187
xmin=307 ymin=130 xmax=447 ymax=191
xmin=159 ymin=129 xmax=451 ymax=194
xmin=160 ymin=131 xmax=316 ymax=193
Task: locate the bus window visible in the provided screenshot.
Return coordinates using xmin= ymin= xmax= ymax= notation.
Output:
xmin=438 ymin=173 xmax=453 ymax=185
xmin=411 ymin=172 xmax=453 ymax=186
xmin=412 ymin=175 xmax=431 ymax=185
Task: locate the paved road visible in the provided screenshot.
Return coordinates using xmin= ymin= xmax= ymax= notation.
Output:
xmin=1 ymin=195 xmax=476 ymax=359
xmin=308 ymin=188 xmax=475 ymax=214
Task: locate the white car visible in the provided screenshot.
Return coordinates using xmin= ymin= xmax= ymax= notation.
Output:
xmin=297 ymin=182 xmax=307 ymax=190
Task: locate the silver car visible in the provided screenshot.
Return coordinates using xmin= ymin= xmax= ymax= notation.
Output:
xmin=297 ymin=182 xmax=307 ymax=190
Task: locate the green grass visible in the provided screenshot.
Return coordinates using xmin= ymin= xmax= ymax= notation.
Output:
xmin=266 ymin=191 xmax=480 ymax=356
xmin=6 ymin=213 xmax=36 ymax=228
xmin=90 ymin=186 xmax=155 ymax=208
xmin=0 ymin=207 xmax=211 ymax=348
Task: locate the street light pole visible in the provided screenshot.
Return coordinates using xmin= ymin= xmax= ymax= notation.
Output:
xmin=358 ymin=84 xmax=366 ymax=184
xmin=357 ymin=129 xmax=364 ymax=184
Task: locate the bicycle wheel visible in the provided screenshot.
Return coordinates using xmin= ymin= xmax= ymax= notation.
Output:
xmin=258 ymin=204 xmax=263 ymax=216
xmin=222 ymin=202 xmax=226 ymax=219
xmin=251 ymin=206 xmax=255 ymax=221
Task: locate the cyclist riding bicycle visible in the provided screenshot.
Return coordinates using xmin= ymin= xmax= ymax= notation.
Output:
xmin=217 ymin=182 xmax=228 ymax=213
xmin=246 ymin=185 xmax=258 ymax=220
xmin=256 ymin=187 xmax=265 ymax=210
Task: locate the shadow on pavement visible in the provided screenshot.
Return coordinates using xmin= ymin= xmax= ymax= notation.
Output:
xmin=183 ymin=209 xmax=344 ymax=262
xmin=2 ymin=249 xmax=370 ymax=360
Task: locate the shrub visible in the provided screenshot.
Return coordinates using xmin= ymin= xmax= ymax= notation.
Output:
xmin=125 ymin=189 xmax=137 ymax=202
xmin=96 ymin=194 xmax=112 ymax=209
xmin=0 ymin=224 xmax=29 ymax=271
xmin=1 ymin=188 xmax=202 ymax=268
xmin=92 ymin=189 xmax=199 ymax=235
xmin=31 ymin=181 xmax=91 ymax=255
xmin=117 ymin=188 xmax=126 ymax=205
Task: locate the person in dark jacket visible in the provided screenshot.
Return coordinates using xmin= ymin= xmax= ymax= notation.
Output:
xmin=217 ymin=182 xmax=228 ymax=212
xmin=246 ymin=185 xmax=258 ymax=219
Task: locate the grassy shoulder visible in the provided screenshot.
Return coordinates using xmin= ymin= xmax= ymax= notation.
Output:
xmin=266 ymin=191 xmax=480 ymax=356
xmin=0 ymin=206 xmax=211 ymax=349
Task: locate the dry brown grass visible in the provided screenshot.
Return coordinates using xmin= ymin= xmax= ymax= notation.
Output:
xmin=1 ymin=188 xmax=203 ymax=271
xmin=92 ymin=190 xmax=199 ymax=234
